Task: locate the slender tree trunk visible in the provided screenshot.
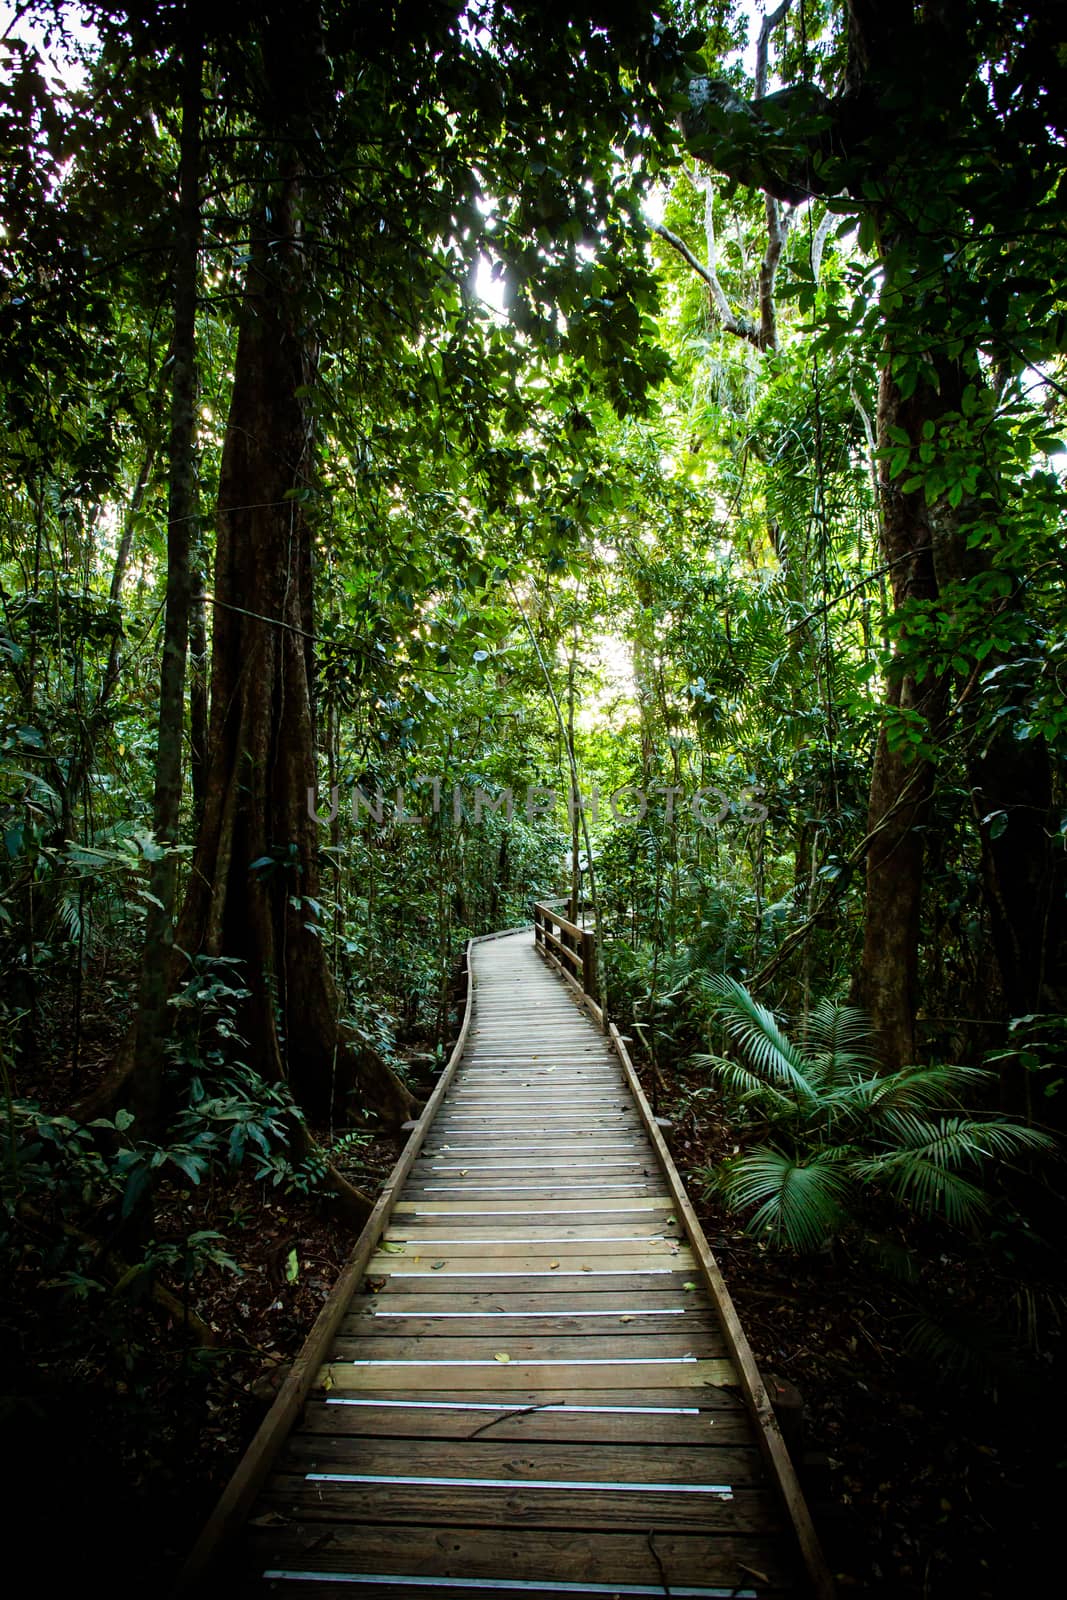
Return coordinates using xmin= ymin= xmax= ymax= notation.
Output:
xmin=101 ymin=439 xmax=156 ymax=706
xmin=188 ymin=539 xmax=209 ymax=825
xmin=132 ymin=25 xmax=203 ymax=1132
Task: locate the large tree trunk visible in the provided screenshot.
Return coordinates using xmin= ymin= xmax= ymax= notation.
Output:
xmin=852 ymin=357 xmax=951 ymax=1067
xmin=173 ymin=10 xmax=414 ymax=1130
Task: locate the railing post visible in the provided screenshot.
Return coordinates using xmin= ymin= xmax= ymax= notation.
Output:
xmin=582 ymin=928 xmax=597 ymax=1002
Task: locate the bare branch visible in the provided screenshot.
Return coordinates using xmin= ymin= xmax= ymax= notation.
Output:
xmin=652 ymin=218 xmax=762 ymax=349
xmin=757 ymin=194 xmax=792 ymax=352
xmin=809 ymin=209 xmax=835 ymax=283
xmin=755 ymin=0 xmax=795 ymax=101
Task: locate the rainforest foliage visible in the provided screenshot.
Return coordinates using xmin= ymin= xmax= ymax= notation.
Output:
xmin=1 ymin=0 xmax=1065 ymax=1377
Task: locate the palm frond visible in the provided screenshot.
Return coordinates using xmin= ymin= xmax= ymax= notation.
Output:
xmin=902 ymin=1307 xmax=1023 ymax=1391
xmin=878 ymin=1111 xmax=1054 ymax=1169
xmin=865 ymin=1062 xmax=994 ymax=1112
xmin=713 ymin=1146 xmax=851 ymax=1251
xmin=691 ymin=1052 xmax=797 ymax=1112
xmin=701 ymin=975 xmax=817 ymax=1105
xmin=852 ymin=1147 xmax=990 ymax=1228
xmin=805 ymin=999 xmax=877 ymax=1074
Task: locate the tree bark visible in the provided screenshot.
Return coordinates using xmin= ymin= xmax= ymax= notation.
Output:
xmin=132 ymin=23 xmax=203 ymax=1133
xmin=188 ymin=540 xmax=209 ymax=826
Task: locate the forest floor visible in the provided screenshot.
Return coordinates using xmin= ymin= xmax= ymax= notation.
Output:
xmin=2 ymin=963 xmax=1061 ymax=1598
xmin=645 ymin=1056 xmax=1063 ymax=1600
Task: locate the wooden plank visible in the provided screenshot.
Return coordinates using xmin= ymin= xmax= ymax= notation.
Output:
xmin=382 ymin=1214 xmax=676 ymax=1234
xmin=331 ymin=1334 xmax=727 ymax=1363
xmin=424 ymin=1130 xmax=644 ymax=1143
xmin=318 ymin=1358 xmax=738 ymax=1391
xmin=257 ymin=1475 xmax=773 ymax=1532
xmin=365 ymin=1247 xmax=696 ymax=1273
xmin=248 ymin=1582 xmax=770 ymax=1600
xmin=422 ymin=1139 xmax=646 ymax=1152
xmin=357 ymin=1271 xmax=703 ymax=1296
xmin=391 ymin=1199 xmax=673 ymax=1214
xmin=381 ymin=1224 xmax=680 ymax=1245
xmin=431 ymin=1108 xmax=638 ymax=1120
xmin=245 ymin=1523 xmax=794 ymax=1592
xmin=400 ymin=1188 xmax=666 ymax=1203
xmin=352 ymin=1288 xmax=700 ymax=1314
xmin=299 ymin=1395 xmax=753 ymax=1445
xmin=427 ymin=1121 xmax=642 ymax=1132
xmin=278 ymin=1436 xmax=765 ymax=1486
xmin=411 ymin=1170 xmax=657 ymax=1182
xmin=381 ymin=1230 xmax=679 ymax=1249
xmin=313 ymin=1383 xmax=748 ymax=1412
xmin=342 ymin=1312 xmax=722 ymax=1340
xmin=247 ymin=1579 xmax=771 ymax=1600
xmin=172 ymin=937 xmax=481 ymax=1594
xmin=608 ymin=1023 xmax=835 ymax=1600
xmin=443 ymin=1096 xmax=626 ymax=1105
xmin=424 ymin=1132 xmax=644 ymax=1142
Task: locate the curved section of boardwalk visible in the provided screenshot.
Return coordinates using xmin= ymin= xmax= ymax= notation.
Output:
xmin=214 ymin=929 xmax=822 ymax=1597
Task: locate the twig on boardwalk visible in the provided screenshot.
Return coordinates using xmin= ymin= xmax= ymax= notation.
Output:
xmin=646 ymin=1530 xmax=673 ymax=1597
xmin=465 ymin=1402 xmax=557 ymax=1439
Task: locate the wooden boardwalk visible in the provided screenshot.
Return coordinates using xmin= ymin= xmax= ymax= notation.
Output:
xmin=181 ymin=927 xmax=832 ymax=1599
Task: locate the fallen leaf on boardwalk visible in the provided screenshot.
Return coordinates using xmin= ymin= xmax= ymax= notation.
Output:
xmin=620 ymin=1315 xmax=633 ymax=1323
xmin=494 ymin=1352 xmax=511 ymax=1363
xmin=549 ymin=1260 xmax=560 ymax=1270
xmin=367 ymin=1277 xmax=387 ymax=1292
xmin=683 ymin=1281 xmax=697 ymax=1291
xmin=430 ymin=1260 xmax=447 ymax=1270
xmin=322 ymin=1370 xmax=334 ymax=1391
xmin=379 ymin=1241 xmax=405 ymax=1254
xmin=581 ymin=1264 xmax=593 ymax=1272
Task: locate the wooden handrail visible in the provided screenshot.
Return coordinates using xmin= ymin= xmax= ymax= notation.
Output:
xmin=533 ymin=901 xmax=600 ymax=1024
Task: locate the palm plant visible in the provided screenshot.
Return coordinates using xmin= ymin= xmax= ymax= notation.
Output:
xmin=695 ymin=976 xmax=1054 ymax=1251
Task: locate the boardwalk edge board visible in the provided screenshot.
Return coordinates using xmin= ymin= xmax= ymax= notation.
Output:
xmin=171 ymin=935 xmax=480 ymax=1596
xmin=602 ymin=1014 xmax=837 ymax=1600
